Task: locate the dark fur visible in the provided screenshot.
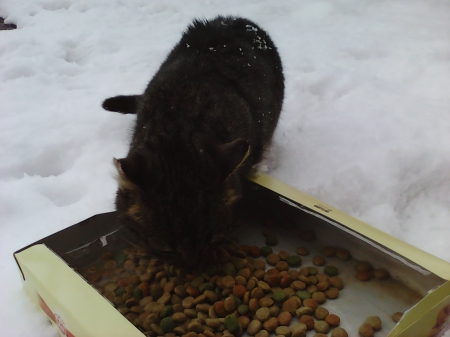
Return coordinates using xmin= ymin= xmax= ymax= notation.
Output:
xmin=103 ymin=16 xmax=284 ymax=267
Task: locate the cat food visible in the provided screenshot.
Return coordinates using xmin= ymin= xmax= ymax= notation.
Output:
xmin=365 ymin=316 xmax=382 ymax=331
xmin=77 ymin=225 xmax=409 ymax=337
xmin=391 ymin=311 xmax=403 ymax=323
xmin=331 ymin=327 xmax=349 ymax=337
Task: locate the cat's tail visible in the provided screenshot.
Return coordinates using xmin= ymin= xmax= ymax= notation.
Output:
xmin=102 ymin=95 xmax=141 ymax=114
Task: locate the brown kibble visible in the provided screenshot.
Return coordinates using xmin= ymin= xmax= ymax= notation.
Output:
xmin=312 ymin=291 xmax=326 ymax=304
xmin=331 ymin=327 xmax=348 ymax=337
xmin=325 ymin=287 xmax=339 ymax=299
xmin=238 ymin=267 xmax=252 ymax=279
xmin=262 ymin=317 xmax=278 ymax=332
xmin=253 ymin=259 xmax=266 ymax=271
xmin=266 ymin=275 xmax=280 ymax=287
xmin=329 ymin=276 xmax=344 ymax=290
xmin=259 ymin=297 xmax=274 ymax=308
xmin=291 ymin=323 xmax=307 ymax=337
xmin=312 ymin=256 xmax=326 ymax=266
xmin=247 ymin=319 xmax=263 ymax=335
xmin=358 ymin=323 xmax=375 ymax=337
xmin=316 ymin=281 xmax=329 ymax=291
xmin=296 ymin=247 xmax=310 ymax=256
xmin=335 ymin=248 xmax=351 ymax=261
xmin=251 ymin=286 xmax=265 ymax=299
xmin=365 ymin=316 xmax=382 ymax=331
xmin=298 ymin=315 xmax=314 ymax=330
xmin=276 ymin=260 xmax=289 ymax=271
xmin=266 ymin=253 xmax=281 ymax=265
xmin=255 ymin=307 xmax=271 ymax=322
xmin=356 ymin=270 xmax=372 ymax=282
xmin=373 ymin=268 xmax=390 ymax=280
xmin=282 ymin=297 xmax=299 ymax=314
xmin=392 ymin=312 xmax=403 ymax=323
xmin=172 ymin=311 xmax=186 ymax=323
xmin=314 ymin=307 xmax=329 ymax=320
xmin=224 ymin=296 xmax=236 ymax=312
xmin=291 ymin=280 xmax=306 ymax=290
xmin=278 ymin=250 xmax=290 ymax=260
xmin=325 ymin=314 xmax=340 ymax=326
xmin=355 ymin=261 xmax=373 ymax=272
xmin=186 ymin=285 xmax=200 ymax=297
xmin=314 ymin=320 xmax=330 ymax=334
xmin=255 ymin=330 xmax=270 ymax=337
xmin=249 ymin=297 xmax=260 ymax=313
xmin=238 ymin=315 xmax=250 ymax=330
xmin=277 ymin=311 xmax=292 ymax=326
xmin=222 ymin=275 xmax=236 ymax=288
xmin=296 ymin=306 xmax=313 ymax=317
xmin=257 ymin=280 xmax=271 ymax=292
xmin=275 ymin=325 xmax=291 ymax=336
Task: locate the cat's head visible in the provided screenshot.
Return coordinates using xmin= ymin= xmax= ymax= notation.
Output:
xmin=113 ymin=138 xmax=250 ymax=268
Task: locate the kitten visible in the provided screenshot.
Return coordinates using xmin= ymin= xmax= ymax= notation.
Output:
xmin=103 ymin=15 xmax=284 ymax=267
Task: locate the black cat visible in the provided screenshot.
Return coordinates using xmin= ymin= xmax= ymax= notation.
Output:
xmin=103 ymin=15 xmax=284 ymax=267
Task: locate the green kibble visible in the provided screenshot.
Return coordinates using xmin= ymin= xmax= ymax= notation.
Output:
xmin=296 ymin=290 xmax=312 ymax=300
xmin=133 ymin=287 xmax=142 ymax=300
xmin=199 ymin=282 xmax=214 ymax=293
xmin=114 ymin=251 xmax=127 ymax=266
xmin=260 ymin=246 xmax=273 ymax=257
xmin=272 ymin=290 xmax=287 ymax=303
xmin=233 ymin=296 xmax=242 ymax=307
xmin=324 ymin=265 xmax=339 ymax=276
xmin=114 ymin=288 xmax=126 ymax=296
xmin=224 ymin=314 xmax=239 ymax=332
xmin=237 ymin=304 xmax=249 ymax=315
xmin=159 ymin=305 xmax=173 ymax=319
xmin=226 ymin=265 xmax=237 ymax=277
xmin=286 ymin=255 xmax=302 ymax=267
xmin=160 ymin=317 xmax=176 ymax=333
xmin=265 ymin=235 xmax=278 ymax=246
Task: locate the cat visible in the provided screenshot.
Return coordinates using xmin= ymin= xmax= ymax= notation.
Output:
xmin=102 ymin=15 xmax=284 ymax=267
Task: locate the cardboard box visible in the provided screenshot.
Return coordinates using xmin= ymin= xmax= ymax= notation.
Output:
xmin=14 ymin=173 xmax=450 ymax=337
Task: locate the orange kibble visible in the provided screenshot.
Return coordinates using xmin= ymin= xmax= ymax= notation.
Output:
xmin=266 ymin=275 xmax=280 ymax=287
xmin=233 ymin=284 xmax=247 ymax=298
xmin=299 ymin=315 xmax=314 ymax=330
xmin=325 ymin=314 xmax=341 ymax=326
xmin=280 ymin=273 xmax=293 ymax=287
xmin=138 ymin=282 xmax=149 ymax=297
xmin=277 ymin=311 xmax=292 ymax=326
xmin=213 ymin=301 xmax=228 ymax=317
xmin=303 ymin=298 xmax=319 ymax=311
xmin=356 ymin=270 xmax=372 ymax=282
xmin=186 ymin=285 xmax=199 ymax=297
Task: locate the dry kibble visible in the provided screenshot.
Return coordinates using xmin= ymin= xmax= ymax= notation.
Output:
xmin=255 ymin=330 xmax=270 ymax=337
xmin=247 ymin=319 xmax=262 ymax=335
xmin=255 ymin=307 xmax=271 ymax=322
xmin=331 ymin=327 xmax=348 ymax=337
xmin=312 ymin=291 xmax=326 ymax=304
xmin=325 ymin=287 xmax=339 ymax=299
xmin=356 ymin=270 xmax=372 ymax=282
xmin=275 ymin=260 xmax=289 ymax=271
xmin=373 ymin=268 xmax=390 ymax=280
xmin=392 ymin=312 xmax=403 ymax=323
xmin=314 ymin=307 xmax=329 ymax=320
xmin=355 ymin=261 xmax=373 ymax=272
xmin=298 ymin=315 xmax=314 ymax=330
xmin=312 ymin=256 xmax=326 ymax=266
xmin=314 ymin=320 xmax=330 ymax=334
xmin=365 ymin=316 xmax=382 ymax=331
xmin=295 ymin=247 xmax=309 ymax=256
xmin=262 ymin=317 xmax=278 ymax=332
xmin=266 ymin=253 xmax=281 ymax=265
xmin=329 ymin=276 xmax=344 ymax=290
xmin=275 ymin=325 xmax=291 ymax=336
xmin=335 ymin=248 xmax=351 ymax=261
xmin=358 ymin=323 xmax=375 ymax=337
xmin=277 ymin=311 xmax=292 ymax=326
xmin=325 ymin=314 xmax=340 ymax=326
xmin=278 ymin=250 xmax=290 ymax=260
xmin=303 ymin=298 xmax=319 ymax=311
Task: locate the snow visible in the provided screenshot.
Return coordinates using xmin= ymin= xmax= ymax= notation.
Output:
xmin=1 ymin=0 xmax=449 ymax=336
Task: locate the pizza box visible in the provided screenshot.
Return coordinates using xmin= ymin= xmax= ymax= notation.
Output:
xmin=14 ymin=173 xmax=450 ymax=337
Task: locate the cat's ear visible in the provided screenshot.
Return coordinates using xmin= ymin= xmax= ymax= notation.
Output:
xmin=113 ymin=153 xmax=146 ymax=190
xmin=216 ymin=138 xmax=250 ymax=177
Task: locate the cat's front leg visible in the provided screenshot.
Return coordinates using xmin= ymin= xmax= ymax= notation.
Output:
xmin=102 ymin=95 xmax=141 ymax=114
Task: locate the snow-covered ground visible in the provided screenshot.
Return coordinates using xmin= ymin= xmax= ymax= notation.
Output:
xmin=1 ymin=0 xmax=449 ymax=336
